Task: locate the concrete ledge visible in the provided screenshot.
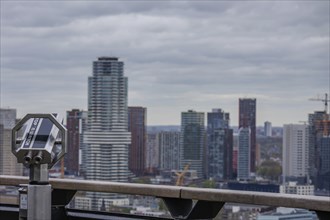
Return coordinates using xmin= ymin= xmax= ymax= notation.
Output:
xmin=0 ymin=175 xmax=28 ymax=186
xmin=180 ymin=187 xmax=330 ymax=212
xmin=1 ymin=175 xmax=329 ymax=212
xmin=0 ymin=175 xmax=181 ymax=198
xmin=50 ymin=178 xmax=181 ymax=198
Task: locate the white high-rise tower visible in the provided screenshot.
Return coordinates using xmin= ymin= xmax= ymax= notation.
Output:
xmin=83 ymin=57 xmax=131 ymax=183
xmin=283 ymin=124 xmax=309 ymax=181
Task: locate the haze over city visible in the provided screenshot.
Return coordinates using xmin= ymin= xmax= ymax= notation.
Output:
xmin=1 ymin=1 xmax=329 ymax=126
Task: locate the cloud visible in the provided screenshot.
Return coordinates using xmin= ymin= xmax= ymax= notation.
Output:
xmin=1 ymin=1 xmax=329 ymax=126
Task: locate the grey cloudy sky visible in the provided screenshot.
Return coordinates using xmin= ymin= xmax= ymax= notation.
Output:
xmin=1 ymin=1 xmax=329 ymax=126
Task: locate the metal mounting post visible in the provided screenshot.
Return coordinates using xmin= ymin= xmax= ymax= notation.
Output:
xmin=27 ymin=184 xmax=51 ymax=220
xmin=12 ymin=113 xmax=67 ymax=220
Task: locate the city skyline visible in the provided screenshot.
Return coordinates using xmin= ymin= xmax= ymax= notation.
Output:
xmin=1 ymin=1 xmax=329 ymax=126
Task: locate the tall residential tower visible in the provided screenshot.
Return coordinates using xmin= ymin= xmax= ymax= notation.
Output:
xmin=180 ymin=110 xmax=205 ymax=178
xmin=83 ymin=57 xmax=131 ymax=183
xmin=159 ymin=131 xmax=181 ymax=171
xmin=308 ymin=111 xmax=330 ymax=190
xmin=128 ymin=106 xmax=147 ymax=176
xmin=239 ymin=98 xmax=256 ymax=173
xmin=65 ymin=109 xmax=87 ymax=176
xmin=237 ymin=127 xmax=251 ymax=180
xmin=207 ymin=109 xmax=233 ymax=181
xmin=282 ymin=124 xmax=309 ymax=181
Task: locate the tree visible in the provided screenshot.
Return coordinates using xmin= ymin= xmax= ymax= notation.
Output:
xmin=202 ymin=179 xmax=216 ymax=188
xmin=132 ymin=176 xmax=151 ymax=184
xmin=257 ymin=160 xmax=282 ymax=181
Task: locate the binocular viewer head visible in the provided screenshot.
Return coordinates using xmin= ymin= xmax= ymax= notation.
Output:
xmin=12 ymin=113 xmax=67 ymax=169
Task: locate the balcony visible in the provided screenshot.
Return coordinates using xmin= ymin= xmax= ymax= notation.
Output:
xmin=0 ymin=175 xmax=329 ymax=220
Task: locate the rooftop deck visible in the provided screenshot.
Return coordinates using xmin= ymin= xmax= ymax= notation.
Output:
xmin=1 ymin=175 xmax=329 ymax=219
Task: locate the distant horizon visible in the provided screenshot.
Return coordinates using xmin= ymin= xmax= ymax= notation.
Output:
xmin=1 ymin=104 xmax=325 ymax=128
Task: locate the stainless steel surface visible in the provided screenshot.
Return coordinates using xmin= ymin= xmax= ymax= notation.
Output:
xmin=27 ymin=184 xmax=51 ymax=220
xmin=29 ymin=164 xmax=49 ymax=183
xmin=11 ymin=113 xmax=67 ymax=169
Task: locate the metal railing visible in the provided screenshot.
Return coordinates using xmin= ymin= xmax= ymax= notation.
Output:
xmin=1 ymin=175 xmax=329 ymax=219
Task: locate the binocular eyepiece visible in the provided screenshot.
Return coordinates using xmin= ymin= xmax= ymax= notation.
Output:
xmin=34 ymin=151 xmax=43 ymax=164
xmin=23 ymin=151 xmax=44 ymax=166
xmin=23 ymin=151 xmax=33 ymax=164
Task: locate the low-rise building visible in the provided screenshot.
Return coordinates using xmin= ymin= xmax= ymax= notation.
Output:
xmin=257 ymin=207 xmax=318 ymax=220
xmin=280 ymin=182 xmax=314 ymax=195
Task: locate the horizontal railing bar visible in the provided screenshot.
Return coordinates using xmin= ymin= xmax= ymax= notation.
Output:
xmin=51 ymin=178 xmax=181 ymax=198
xmin=180 ymin=187 xmax=330 ymax=212
xmin=1 ymin=175 xmax=329 ymax=212
xmin=0 ymin=175 xmax=180 ymax=198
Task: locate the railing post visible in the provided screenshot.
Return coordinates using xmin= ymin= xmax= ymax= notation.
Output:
xmin=162 ymin=197 xmax=224 ymax=219
xmin=315 ymin=210 xmax=330 ymax=220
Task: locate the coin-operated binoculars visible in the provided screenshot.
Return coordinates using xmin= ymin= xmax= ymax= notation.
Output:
xmin=12 ymin=113 xmax=67 ymax=220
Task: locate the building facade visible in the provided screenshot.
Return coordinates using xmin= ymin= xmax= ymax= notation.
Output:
xmin=207 ymin=109 xmax=233 ymax=181
xmin=239 ymin=98 xmax=256 ymax=173
xmin=318 ymin=136 xmax=330 ymax=190
xmin=128 ymin=106 xmax=147 ymax=176
xmin=308 ymin=111 xmax=330 ymax=190
xmin=83 ymin=57 xmax=131 ymax=183
xmin=180 ymin=110 xmax=205 ymax=178
xmin=158 ymin=131 xmax=180 ymax=171
xmin=0 ymin=108 xmax=22 ymax=176
xmin=65 ymin=109 xmax=87 ymax=176
xmin=280 ymin=181 xmax=314 ymax=195
xmin=145 ymin=133 xmax=159 ymax=174
xmin=257 ymin=208 xmax=318 ymax=220
xmin=264 ymin=121 xmax=272 ymax=137
xmin=232 ymin=146 xmax=238 ymax=178
xmin=237 ymin=127 xmax=251 ymax=180
xmin=282 ymin=124 xmax=309 ymax=180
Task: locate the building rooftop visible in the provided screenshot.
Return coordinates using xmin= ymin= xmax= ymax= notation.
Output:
xmin=98 ymin=56 xmax=119 ymax=61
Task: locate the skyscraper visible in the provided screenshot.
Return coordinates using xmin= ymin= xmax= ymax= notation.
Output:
xmin=232 ymin=146 xmax=238 ymax=178
xmin=180 ymin=110 xmax=205 ymax=178
xmin=159 ymin=131 xmax=180 ymax=171
xmin=282 ymin=124 xmax=309 ymax=181
xmin=264 ymin=121 xmax=272 ymax=137
xmin=128 ymin=106 xmax=147 ymax=176
xmin=83 ymin=57 xmax=131 ymax=183
xmin=65 ymin=109 xmax=87 ymax=176
xmin=308 ymin=111 xmax=330 ymax=190
xmin=239 ymin=98 xmax=256 ymax=173
xmin=145 ymin=133 xmax=159 ymax=175
xmin=237 ymin=127 xmax=251 ymax=180
xmin=0 ymin=108 xmax=22 ymax=176
xmin=318 ymin=136 xmax=330 ymax=190
xmin=207 ymin=109 xmax=233 ymax=181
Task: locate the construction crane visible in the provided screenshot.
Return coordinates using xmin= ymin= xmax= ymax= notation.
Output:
xmin=309 ymin=93 xmax=330 ymax=113
xmin=175 ymin=164 xmax=190 ymax=186
xmin=309 ymin=93 xmax=330 ymax=136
